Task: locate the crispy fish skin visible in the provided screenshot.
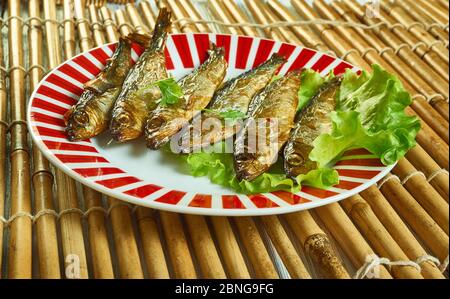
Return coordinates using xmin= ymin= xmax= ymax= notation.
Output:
xmin=179 ymin=53 xmax=286 ymax=153
xmin=110 ymin=8 xmax=172 ymax=142
xmin=234 ymin=70 xmax=301 ymax=181
xmin=284 ymin=76 xmax=342 ymax=178
xmin=145 ymin=46 xmax=228 ymax=150
xmin=65 ymin=36 xmax=135 ymax=141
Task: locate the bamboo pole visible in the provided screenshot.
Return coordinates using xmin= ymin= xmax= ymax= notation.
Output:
xmin=160 ymin=212 xmax=197 ymax=278
xmin=126 ymin=3 xmax=150 ymax=33
xmin=7 ymin=0 xmax=33 ymax=278
xmin=0 ymin=17 xmax=6 ymax=279
xmin=380 ymin=0 xmax=448 ymax=63
xmin=220 ymin=0 xmax=260 ymax=37
xmin=163 ymin=0 xmax=196 ymax=33
xmin=340 ymin=0 xmax=449 ymax=99
xmin=139 ymin=1 xmax=156 ymax=30
xmin=208 ymin=0 xmax=242 ymax=35
xmin=361 ymin=186 xmax=445 ymax=279
xmin=284 ymin=212 xmax=350 ymax=279
xmin=209 ymin=217 xmax=251 ymax=279
xmin=45 ymin=0 xmax=89 ymax=279
xmin=313 ymin=0 xmax=449 ymax=141
xmin=392 ymin=159 xmax=449 ymax=234
xmin=135 ymin=209 xmax=170 ymax=278
xmin=89 ymin=4 xmax=106 ymax=46
xmin=63 ymin=0 xmax=76 ymax=59
xmin=379 ymin=177 xmax=449 ymax=262
xmin=180 ymin=0 xmax=211 ymax=33
xmin=233 ymin=217 xmax=279 ymax=278
xmin=29 ymin=0 xmax=61 ymax=278
xmin=340 ymin=195 xmax=424 ymax=279
xmin=260 ymin=216 xmax=311 ymax=278
xmin=314 ymin=203 xmax=392 ymax=279
xmin=376 ymin=3 xmax=448 ymax=81
xmin=405 ymin=146 xmax=449 ymax=200
xmin=397 ymin=0 xmax=449 ymax=42
xmin=413 ymin=0 xmax=449 ymax=24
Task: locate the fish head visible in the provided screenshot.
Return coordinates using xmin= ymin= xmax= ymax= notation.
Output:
xmin=283 ymin=141 xmax=314 ymax=178
xmin=145 ymin=111 xmax=178 ymax=150
xmin=234 ymin=151 xmax=272 ymax=182
xmin=110 ymin=110 xmax=143 ymax=142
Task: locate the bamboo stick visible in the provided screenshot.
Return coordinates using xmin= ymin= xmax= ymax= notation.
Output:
xmin=340 ymin=0 xmax=449 ymax=99
xmin=361 ymin=186 xmax=445 ymax=279
xmin=163 ymin=0 xmax=196 ymax=33
xmin=63 ymin=0 xmax=76 ymax=59
xmin=184 ymin=215 xmax=227 ymax=278
xmin=379 ymin=177 xmax=449 ymax=262
xmin=221 ymin=0 xmax=260 ymax=37
xmin=233 ymin=217 xmax=279 ymax=278
xmin=208 ymin=0 xmax=242 ymax=35
xmin=45 ymin=0 xmax=89 ymax=279
xmin=314 ymin=203 xmax=392 ymax=279
xmin=284 ymin=212 xmax=350 ymax=278
xmin=160 ymin=212 xmax=197 ymax=278
xmin=180 ymin=0 xmax=211 ymax=33
xmin=126 ymin=3 xmax=150 ymax=33
xmin=437 ymin=0 xmax=449 ymax=10
xmin=135 ymin=208 xmax=170 ymax=278
xmin=397 ymin=0 xmax=449 ymax=42
xmin=413 ymin=0 xmax=449 ymax=24
xmin=89 ymin=4 xmax=106 ymax=46
xmin=29 ymin=0 xmax=61 ymax=278
xmin=313 ymin=0 xmax=449 ymax=141
xmin=260 ymin=216 xmax=311 ymax=278
xmin=7 ymin=0 xmax=33 ymax=279
xmin=209 ymin=217 xmax=251 ymax=279
xmin=0 ymin=17 xmax=6 ymax=279
xmin=405 ymin=146 xmax=449 ymax=200
xmin=100 ymin=7 xmax=120 ymax=41
xmin=340 ymin=195 xmax=424 ymax=279
xmin=377 ymin=3 xmax=448 ymax=81
xmin=392 ymin=159 xmax=449 ymax=234
xmin=380 ymin=0 xmax=448 ymax=63
xmin=139 ymin=1 xmax=156 ymax=30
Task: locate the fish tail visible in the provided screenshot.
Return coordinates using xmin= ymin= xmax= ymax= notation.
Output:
xmin=260 ymin=53 xmax=286 ymax=68
xmin=149 ymin=7 xmax=172 ymax=51
xmin=126 ymin=32 xmax=151 ymax=48
xmin=207 ymin=43 xmax=225 ymax=59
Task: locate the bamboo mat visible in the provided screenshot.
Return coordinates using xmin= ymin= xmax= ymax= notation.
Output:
xmin=0 ymin=0 xmax=449 ymax=279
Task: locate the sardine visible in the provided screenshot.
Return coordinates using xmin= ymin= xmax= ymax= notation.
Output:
xmin=110 ymin=8 xmax=172 ymax=142
xmin=234 ymin=70 xmax=301 ymax=181
xmin=179 ymin=53 xmax=286 ymax=153
xmin=145 ymin=45 xmax=228 ymax=150
xmin=65 ymin=35 xmax=137 ymax=141
xmin=284 ymin=76 xmax=342 ymax=178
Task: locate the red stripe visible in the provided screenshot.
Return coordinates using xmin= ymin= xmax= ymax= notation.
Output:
xmin=131 ymin=42 xmax=145 ymax=56
xmin=31 ymin=112 xmax=65 ymax=127
xmin=277 ymin=43 xmax=296 ymax=60
xmin=58 ymin=64 xmax=90 ymax=83
xmin=216 ymin=34 xmax=231 ymax=62
xmin=222 ymin=195 xmax=245 ymax=209
xmin=124 ymin=184 xmax=163 ymax=198
xmin=108 ymin=44 xmax=117 ymax=52
xmin=333 ymin=61 xmax=353 ymax=75
xmin=172 ymin=35 xmax=194 ymax=68
xmin=288 ymin=48 xmax=317 ymax=72
xmin=46 ymin=74 xmax=84 ymax=96
xmin=336 ymin=169 xmax=380 ymax=179
xmin=235 ymin=36 xmax=253 ymax=69
xmin=43 ymin=140 xmax=97 ymax=152
xmin=35 ymin=126 xmax=67 ymax=138
xmin=32 ymin=99 xmax=67 ymax=115
xmin=189 ymin=194 xmax=212 ymax=208
xmin=334 ymin=180 xmax=362 ymax=190
xmin=301 ymin=186 xmax=338 ymax=199
xmin=155 ymin=190 xmax=187 ymax=205
xmin=55 ymin=154 xmax=108 ymax=163
xmin=164 ymin=48 xmax=175 ymax=70
xmin=38 ymin=86 xmax=77 ymax=105
xmin=74 ymin=167 xmax=125 ymax=177
xmin=271 ymin=191 xmax=310 ymax=205
xmin=194 ymin=34 xmax=211 ymax=64
xmin=311 ymin=54 xmax=336 ymax=73
xmin=72 ymin=55 xmax=101 ymax=75
xmin=335 ymin=158 xmax=384 ymax=167
xmin=252 ymin=39 xmax=276 ymax=68
xmin=248 ymin=194 xmax=279 ymax=208
xmin=96 ymin=176 xmax=141 ymax=189
xmin=90 ymin=48 xmax=111 ymax=65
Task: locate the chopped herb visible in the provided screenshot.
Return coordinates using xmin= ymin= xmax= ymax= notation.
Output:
xmin=139 ymin=78 xmax=183 ymax=106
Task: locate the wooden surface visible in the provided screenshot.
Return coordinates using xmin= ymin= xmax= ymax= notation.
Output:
xmin=0 ymin=0 xmax=448 ymax=279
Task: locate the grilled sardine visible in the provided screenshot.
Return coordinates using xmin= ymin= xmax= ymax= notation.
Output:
xmin=179 ymin=53 xmax=286 ymax=153
xmin=65 ymin=35 xmax=136 ymax=141
xmin=145 ymin=45 xmax=228 ymax=150
xmin=284 ymin=76 xmax=342 ymax=178
xmin=110 ymin=8 xmax=172 ymax=142
xmin=234 ymin=70 xmax=301 ymax=181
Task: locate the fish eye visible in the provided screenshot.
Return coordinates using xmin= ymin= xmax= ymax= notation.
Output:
xmin=147 ymin=116 xmax=166 ymax=131
xmin=116 ymin=113 xmax=131 ymax=125
xmin=286 ymin=153 xmax=304 ymax=166
xmin=73 ymin=111 xmax=88 ymax=125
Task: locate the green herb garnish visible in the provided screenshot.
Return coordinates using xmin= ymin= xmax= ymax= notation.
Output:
xmin=140 ymin=78 xmax=183 ymax=107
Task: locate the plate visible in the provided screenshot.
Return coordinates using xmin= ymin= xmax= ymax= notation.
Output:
xmin=27 ymin=33 xmax=394 ymax=216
